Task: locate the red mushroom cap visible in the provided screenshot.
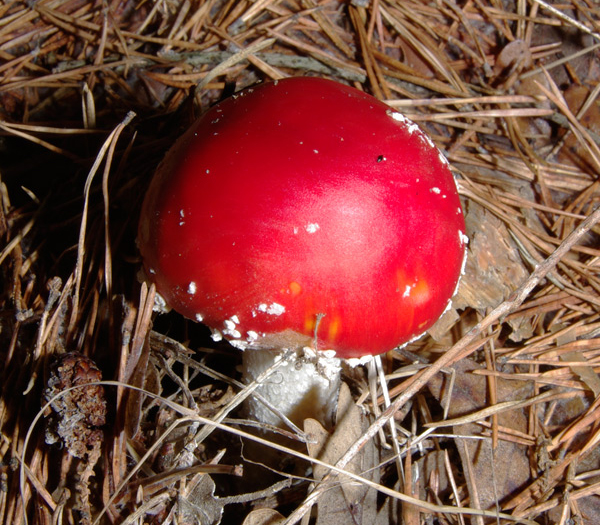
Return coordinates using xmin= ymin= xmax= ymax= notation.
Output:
xmin=138 ymin=77 xmax=466 ymax=359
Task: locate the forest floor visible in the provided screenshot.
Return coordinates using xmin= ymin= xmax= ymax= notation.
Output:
xmin=1 ymin=0 xmax=600 ymax=523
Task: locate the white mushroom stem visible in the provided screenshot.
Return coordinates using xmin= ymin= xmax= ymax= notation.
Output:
xmin=242 ymin=347 xmax=343 ymax=429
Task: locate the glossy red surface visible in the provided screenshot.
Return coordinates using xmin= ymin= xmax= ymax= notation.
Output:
xmin=139 ymin=77 xmax=466 ymax=358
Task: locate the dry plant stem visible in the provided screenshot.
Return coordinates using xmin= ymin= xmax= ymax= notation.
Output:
xmin=372 ymin=355 xmax=404 ymax=479
xmin=532 ymin=0 xmax=600 ymax=41
xmin=424 ymin=389 xmax=572 ymax=429
xmin=283 ymin=205 xmax=600 ymax=524
xmin=0 ymin=121 xmax=80 ymax=159
xmin=194 ymin=37 xmax=276 ymax=91
xmin=67 ymin=111 xmax=136 ymax=338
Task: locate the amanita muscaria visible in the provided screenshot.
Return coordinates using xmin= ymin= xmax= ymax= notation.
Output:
xmin=138 ymin=77 xmax=467 ymax=428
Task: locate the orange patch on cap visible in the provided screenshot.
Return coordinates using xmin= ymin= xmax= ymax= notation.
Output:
xmin=288 ymin=281 xmax=303 ymax=297
xmin=395 ymin=268 xmax=407 ymax=293
xmin=327 ymin=315 xmax=341 ymax=342
xmin=304 ymin=314 xmax=316 ymax=333
xmin=411 ymin=279 xmax=430 ymax=305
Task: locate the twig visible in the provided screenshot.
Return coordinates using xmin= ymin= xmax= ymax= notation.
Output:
xmin=67 ymin=111 xmax=136 ymax=339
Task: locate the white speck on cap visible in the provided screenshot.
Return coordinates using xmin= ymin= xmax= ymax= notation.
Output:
xmin=195 ymin=313 xmax=204 ymax=322
xmin=438 ymin=150 xmax=450 ymax=166
xmin=257 ymin=302 xmax=286 ymax=316
xmin=152 ymin=292 xmax=169 ymax=313
xmin=225 ymin=328 xmax=242 ymax=339
xmin=305 ymin=223 xmax=320 ymax=234
xmin=230 ymin=340 xmax=248 ymax=350
xmin=388 ymin=111 xmax=420 ymax=135
xmin=188 ymin=282 xmax=197 ymax=295
xmin=346 ymin=354 xmax=375 ymax=367
xmin=224 ymin=316 xmax=242 ymax=338
xmin=420 ymin=131 xmax=435 ymax=149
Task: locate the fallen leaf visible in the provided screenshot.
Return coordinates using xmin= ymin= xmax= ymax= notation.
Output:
xmin=177 ymin=474 xmax=224 ymax=525
xmin=561 ymin=351 xmax=600 ymax=397
xmin=242 ymin=508 xmax=286 ymax=525
xmin=454 ymin=200 xmax=530 ymax=314
xmin=558 ymin=85 xmax=600 ymax=172
xmin=427 ymin=358 xmax=532 ymax=511
xmin=494 ymin=39 xmax=533 ymax=78
xmin=304 ymin=382 xmax=379 ymax=525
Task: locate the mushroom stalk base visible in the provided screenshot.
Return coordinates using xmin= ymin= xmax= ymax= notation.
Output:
xmin=242 ymin=347 xmax=342 ymax=429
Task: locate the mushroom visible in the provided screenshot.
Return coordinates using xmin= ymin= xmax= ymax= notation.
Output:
xmin=138 ymin=77 xmax=466 ymax=429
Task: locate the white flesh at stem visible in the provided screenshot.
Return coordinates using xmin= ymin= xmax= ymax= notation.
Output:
xmin=242 ymin=347 xmax=342 ymax=430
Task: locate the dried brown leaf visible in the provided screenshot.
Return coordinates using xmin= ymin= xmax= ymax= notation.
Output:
xmin=558 ymin=85 xmax=600 ymax=172
xmin=428 ymin=358 xmax=533 ymax=511
xmin=242 ymin=508 xmax=286 ymax=525
xmin=304 ymin=383 xmax=379 ymax=525
xmin=454 ymin=200 xmax=530 ymax=313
